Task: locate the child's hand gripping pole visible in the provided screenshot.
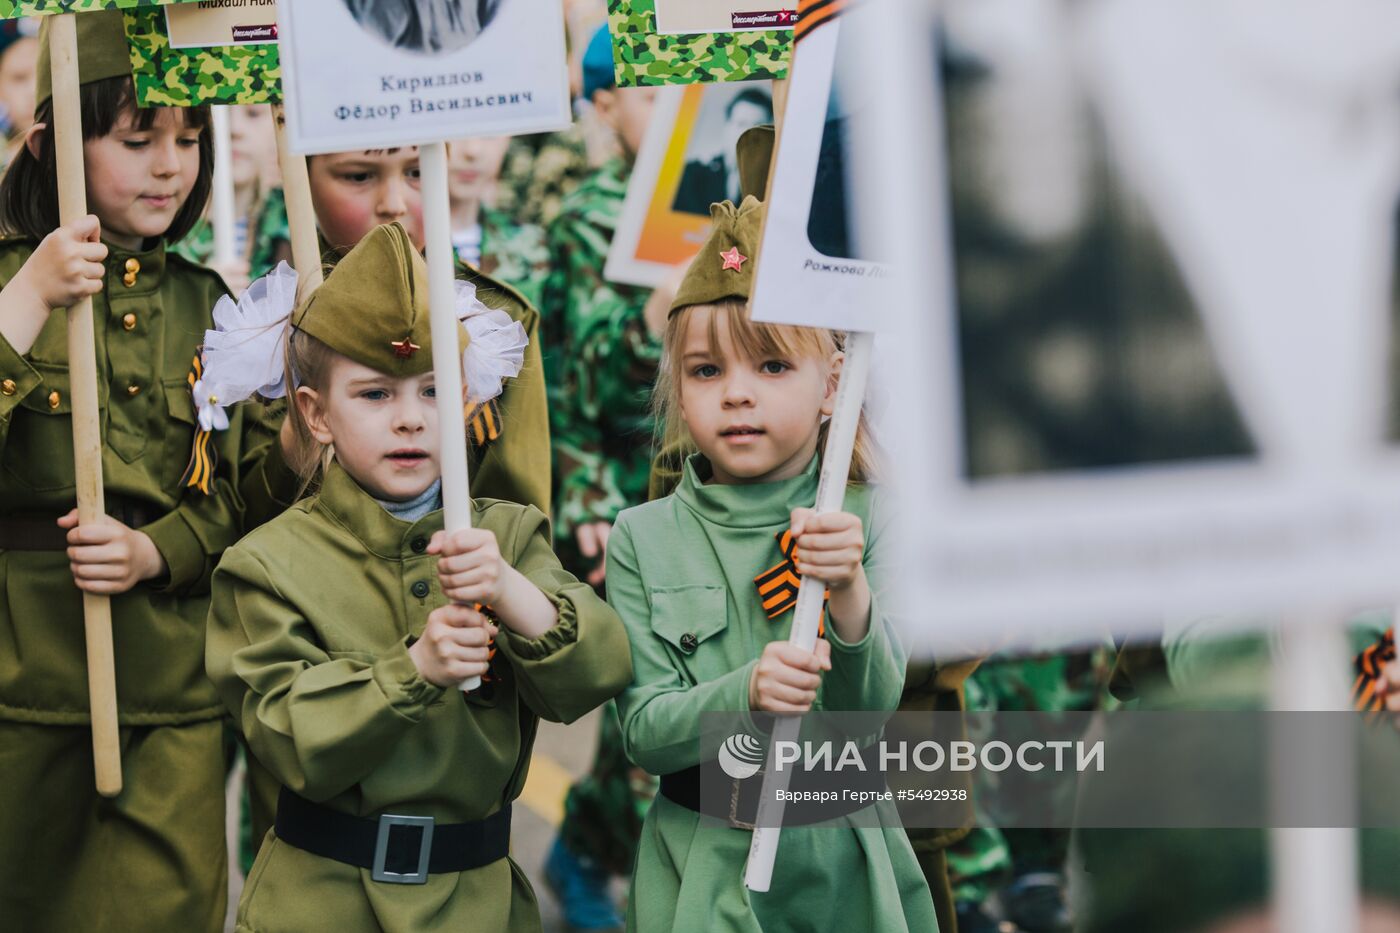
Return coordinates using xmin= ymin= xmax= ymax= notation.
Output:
xmin=744 ymin=331 xmax=875 ymax=892
xmin=49 ymin=13 xmax=121 ymax=797
xmin=420 ymin=142 xmax=481 ymax=693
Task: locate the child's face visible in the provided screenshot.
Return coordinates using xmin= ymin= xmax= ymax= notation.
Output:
xmin=308 ymin=148 xmax=424 ymax=252
xmin=446 ymin=136 xmax=510 ymax=206
xmin=0 ymin=36 xmax=37 ymax=137
xmin=593 ymin=86 xmax=657 ymax=159
xmin=296 ymin=355 xmax=442 ymax=502
xmin=84 ymin=107 xmax=202 ymax=251
xmin=677 ymin=305 xmax=839 ymax=485
xmin=228 ymin=104 xmax=278 ymax=191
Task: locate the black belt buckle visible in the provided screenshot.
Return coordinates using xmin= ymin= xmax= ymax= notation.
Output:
xmin=371 ymin=814 xmax=435 ymax=884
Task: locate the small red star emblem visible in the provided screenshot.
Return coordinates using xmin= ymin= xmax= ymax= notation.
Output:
xmin=390 ymin=337 xmax=421 ymax=359
xmin=720 ymin=247 xmax=748 ymax=272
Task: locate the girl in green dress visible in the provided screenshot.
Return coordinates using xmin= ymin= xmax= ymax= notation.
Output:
xmin=609 ymin=197 xmax=938 ymax=931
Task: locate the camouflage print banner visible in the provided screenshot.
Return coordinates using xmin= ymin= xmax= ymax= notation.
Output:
xmin=608 ymin=0 xmax=790 ymax=87
xmin=0 ymin=0 xmax=198 ymax=19
xmin=124 ymin=8 xmax=280 ymax=106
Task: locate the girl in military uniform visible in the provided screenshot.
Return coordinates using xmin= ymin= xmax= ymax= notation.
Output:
xmin=0 ymin=12 xmax=286 ymax=932
xmin=205 ymin=222 xmax=631 ymax=932
xmin=609 ymin=197 xmax=938 ymax=932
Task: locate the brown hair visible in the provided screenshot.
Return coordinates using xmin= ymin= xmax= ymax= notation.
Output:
xmin=0 ymin=76 xmax=213 ymax=243
xmin=654 ymin=299 xmax=880 ymax=483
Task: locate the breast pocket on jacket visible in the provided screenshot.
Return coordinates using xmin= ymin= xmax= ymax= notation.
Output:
xmin=1 ymin=364 xmax=76 ymax=492
xmin=648 ymin=585 xmax=730 ymax=685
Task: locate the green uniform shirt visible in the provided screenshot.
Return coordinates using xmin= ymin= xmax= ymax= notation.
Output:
xmin=609 ymin=454 xmax=938 ymax=932
xmin=543 ymin=158 xmax=660 ymax=551
xmin=0 ymin=236 xmax=281 ymax=724
xmin=206 ymin=460 xmax=631 ymax=932
xmin=476 ymin=204 xmax=549 ymax=312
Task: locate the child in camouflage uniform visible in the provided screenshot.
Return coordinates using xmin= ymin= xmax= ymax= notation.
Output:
xmin=174 ymin=104 xmax=290 ymax=293
xmin=540 ymin=22 xmax=667 ymax=932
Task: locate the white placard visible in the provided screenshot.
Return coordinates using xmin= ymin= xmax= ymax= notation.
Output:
xmin=749 ymin=6 xmax=888 ymax=332
xmin=870 ymin=0 xmax=1400 ymax=656
xmin=276 ymin=0 xmax=570 ymax=154
xmin=653 ymin=0 xmax=795 ymax=34
xmin=166 ymin=1 xmax=279 ymax=48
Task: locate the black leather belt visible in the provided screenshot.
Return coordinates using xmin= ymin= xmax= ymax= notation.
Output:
xmin=275 ymin=787 xmax=512 ymax=884
xmin=0 ymin=498 xmax=157 ymax=551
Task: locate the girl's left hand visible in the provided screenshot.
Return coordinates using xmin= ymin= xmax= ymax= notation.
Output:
xmin=790 ymin=508 xmax=865 ymax=591
xmin=58 ymin=510 xmax=166 ymax=595
xmin=430 ymin=527 xmax=506 ymax=605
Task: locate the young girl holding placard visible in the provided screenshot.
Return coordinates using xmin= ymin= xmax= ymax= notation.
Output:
xmin=0 ymin=12 xmax=281 ymax=932
xmin=204 ymin=222 xmax=631 ymax=932
xmin=609 ymin=197 xmax=937 ymax=932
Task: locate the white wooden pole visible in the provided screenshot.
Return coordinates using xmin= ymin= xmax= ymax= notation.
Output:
xmin=1270 ymin=617 xmax=1358 ymax=933
xmin=419 ymin=141 xmax=481 ymax=694
xmin=209 ymin=106 xmax=238 ymax=268
xmin=744 ymin=329 xmax=875 ymax=891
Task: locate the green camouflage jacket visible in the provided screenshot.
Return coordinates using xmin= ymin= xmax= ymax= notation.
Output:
xmin=497 ymin=126 xmax=593 ymax=230
xmin=173 ymin=187 xmax=291 ymax=283
xmin=542 ymin=158 xmax=660 ymax=557
xmin=477 ymin=205 xmax=549 ymax=312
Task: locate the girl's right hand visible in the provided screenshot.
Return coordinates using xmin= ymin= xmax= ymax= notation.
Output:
xmin=748 ymin=639 xmax=832 ymax=713
xmin=24 ymin=215 xmax=107 ymax=312
xmin=409 ymin=603 xmax=498 ymax=688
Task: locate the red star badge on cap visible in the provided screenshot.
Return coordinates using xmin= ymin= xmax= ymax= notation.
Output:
xmin=390 ymin=337 xmax=421 ymax=359
xmin=720 ymin=247 xmax=748 ymax=272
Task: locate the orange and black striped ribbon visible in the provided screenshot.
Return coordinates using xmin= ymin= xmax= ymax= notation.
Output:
xmin=795 ymin=0 xmax=848 ymax=43
xmin=465 ymin=398 xmax=502 ymax=447
xmin=754 ymin=529 xmax=826 ymax=636
xmin=178 ymin=351 xmax=219 ymax=495
xmin=1353 ymin=627 xmax=1396 ymax=717
xmin=476 ymin=604 xmax=500 ymax=686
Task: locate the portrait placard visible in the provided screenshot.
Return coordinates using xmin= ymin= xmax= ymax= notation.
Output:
xmin=608 ymin=0 xmax=789 ymax=87
xmin=606 ymin=81 xmax=775 ymax=287
xmin=278 ymin=0 xmax=569 ymax=152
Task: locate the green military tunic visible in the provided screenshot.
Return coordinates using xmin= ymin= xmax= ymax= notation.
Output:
xmin=0 ymin=235 xmax=280 ymax=932
xmin=609 ymin=454 xmax=938 ymax=932
xmin=207 ymin=460 xmax=632 ymax=932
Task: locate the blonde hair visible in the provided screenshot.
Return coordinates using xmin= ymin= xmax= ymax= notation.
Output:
xmin=283 ymin=329 xmax=341 ymax=492
xmin=653 ymin=299 xmax=880 ymax=483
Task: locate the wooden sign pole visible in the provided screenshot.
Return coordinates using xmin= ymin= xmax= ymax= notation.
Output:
xmin=209 ymin=106 xmax=238 ymax=267
xmin=272 ymin=105 xmax=323 ymax=299
xmin=50 ymin=12 xmax=120 ymax=798
xmin=419 ymin=141 xmax=481 ymax=694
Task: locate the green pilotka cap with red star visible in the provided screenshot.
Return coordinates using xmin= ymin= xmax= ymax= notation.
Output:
xmin=292 ymin=222 xmax=467 ymax=376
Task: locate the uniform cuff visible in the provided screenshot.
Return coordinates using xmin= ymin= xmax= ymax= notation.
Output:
xmin=141 ymin=508 xmax=205 ymax=592
xmin=0 ymin=332 xmax=41 ymax=420
xmin=826 ymin=592 xmax=880 ymax=653
xmin=500 ymin=594 xmax=579 ymax=661
xmin=374 ymin=637 xmax=444 ymax=718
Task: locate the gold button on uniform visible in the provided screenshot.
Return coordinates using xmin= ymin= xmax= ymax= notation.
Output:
xmin=126 ymin=384 xmax=140 ymax=397
xmin=122 ymin=313 xmax=137 ymax=331
xmin=1 ymin=379 xmax=15 ymax=396
xmin=48 ymin=391 xmax=60 ymax=409
xmin=125 ymin=258 xmax=140 ymax=274
xmin=122 ymin=273 xmax=136 ymax=288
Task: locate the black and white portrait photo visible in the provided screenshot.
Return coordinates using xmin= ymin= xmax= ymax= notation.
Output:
xmin=671 ymin=85 xmax=774 ymax=216
xmin=342 ymin=0 xmax=504 ymax=54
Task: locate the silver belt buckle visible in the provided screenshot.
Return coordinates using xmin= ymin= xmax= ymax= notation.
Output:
xmin=371 ymin=813 xmax=435 ymax=884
